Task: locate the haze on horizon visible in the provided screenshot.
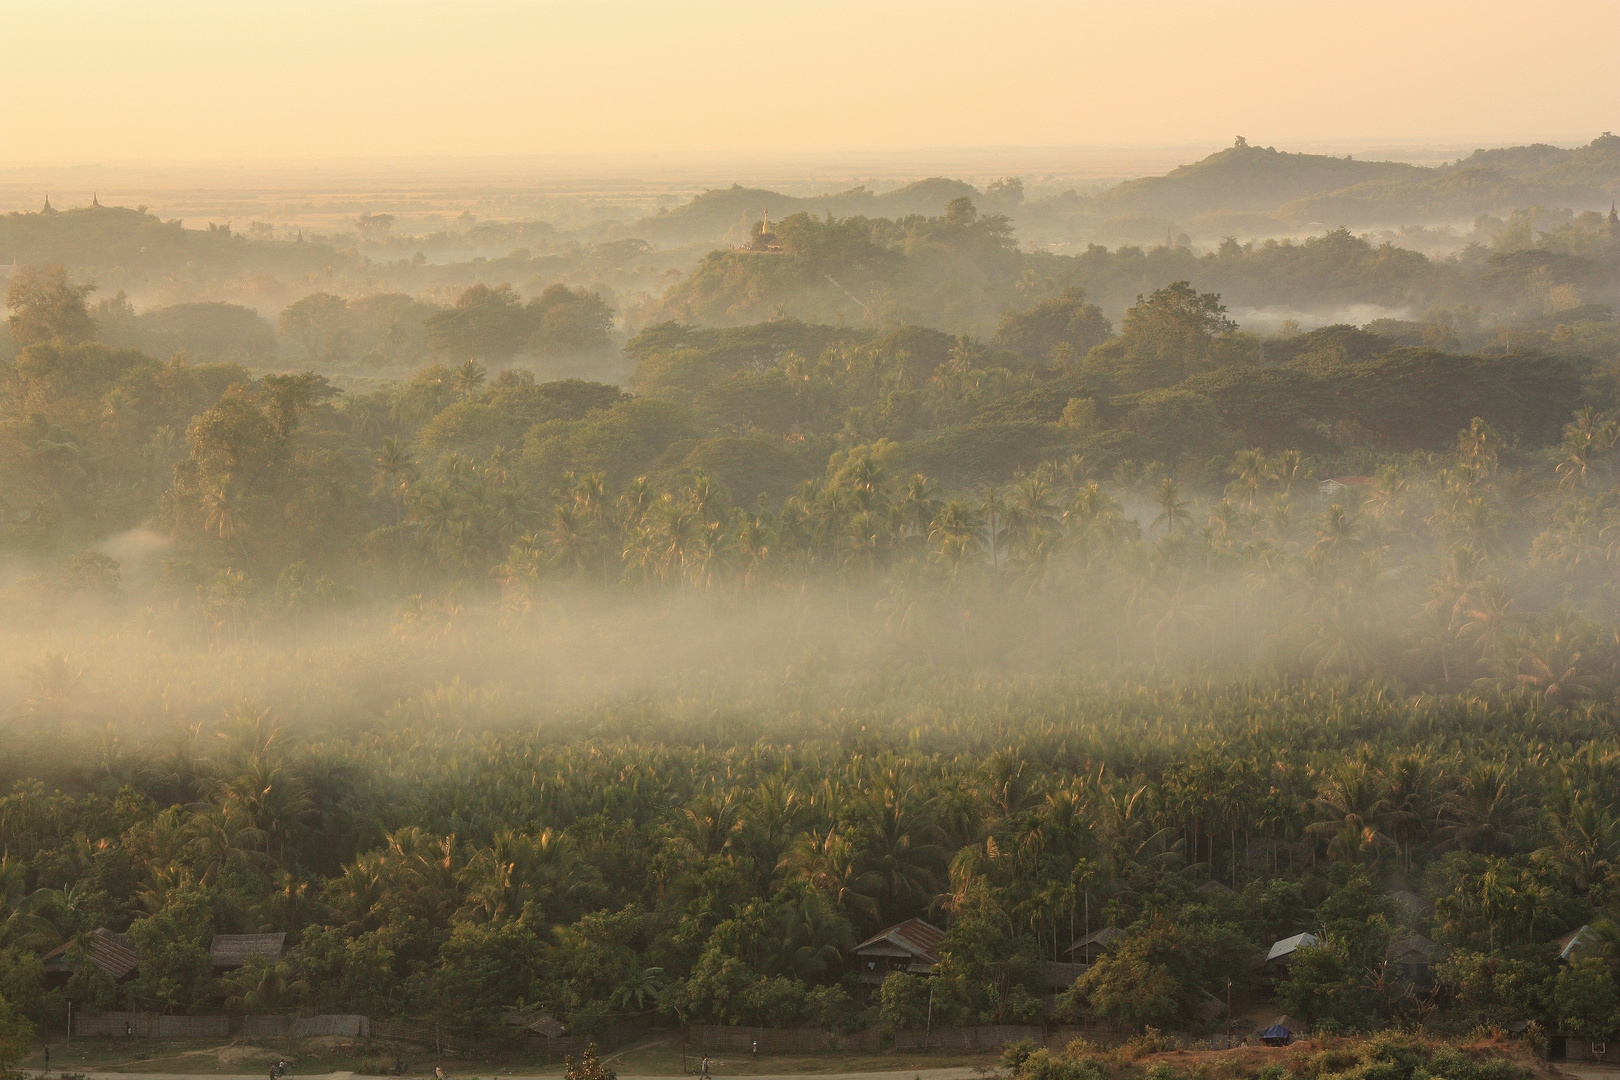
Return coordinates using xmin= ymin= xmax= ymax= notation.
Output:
xmin=3 ymin=0 xmax=1615 ymax=166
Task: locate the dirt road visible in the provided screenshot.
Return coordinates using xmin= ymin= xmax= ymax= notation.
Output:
xmin=71 ymin=1070 xmax=990 ymax=1080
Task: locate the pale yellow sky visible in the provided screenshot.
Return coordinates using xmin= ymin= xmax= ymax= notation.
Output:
xmin=2 ymin=0 xmax=1616 ymax=164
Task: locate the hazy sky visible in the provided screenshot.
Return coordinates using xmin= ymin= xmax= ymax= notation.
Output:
xmin=4 ymin=0 xmax=1616 ymax=163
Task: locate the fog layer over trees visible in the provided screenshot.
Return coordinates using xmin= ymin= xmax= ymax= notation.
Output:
xmin=0 ymin=134 xmax=1618 ymax=1048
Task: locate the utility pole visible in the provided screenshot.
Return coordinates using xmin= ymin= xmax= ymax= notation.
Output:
xmin=1226 ymin=980 xmax=1232 ymax=1048
xmin=66 ymin=1001 xmax=71 ymax=1053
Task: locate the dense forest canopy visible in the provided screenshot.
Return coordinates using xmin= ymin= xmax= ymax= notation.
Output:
xmin=0 ymin=134 xmax=1619 ymax=1053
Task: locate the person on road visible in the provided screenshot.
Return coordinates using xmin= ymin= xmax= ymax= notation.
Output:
xmin=700 ymin=1055 xmax=710 ymax=1078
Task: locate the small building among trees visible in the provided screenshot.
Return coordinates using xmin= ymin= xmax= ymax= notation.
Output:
xmin=1387 ymin=934 xmax=1435 ymax=989
xmin=1319 ymin=476 xmax=1370 ymax=497
xmin=210 ymin=933 xmax=286 ymax=970
xmin=854 ymin=918 xmax=943 ymax=985
xmin=1262 ymin=932 xmax=1320 ymax=980
xmin=1064 ymin=926 xmax=1124 ymax=964
xmin=41 ymin=928 xmax=141 ymax=984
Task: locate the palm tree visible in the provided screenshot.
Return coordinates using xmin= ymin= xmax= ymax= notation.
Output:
xmin=678 ymin=789 xmax=739 ymax=857
xmin=1151 ymin=478 xmax=1191 ymax=537
xmin=898 ymin=474 xmax=940 ymax=539
xmin=608 ymin=962 xmax=667 ymax=1011
xmin=1456 ymin=575 xmax=1516 ymax=660
xmin=1441 ymin=763 xmax=1532 ymax=854
xmin=224 ymin=956 xmax=297 ymax=1011
xmin=1094 ymin=783 xmax=1181 ymax=885
xmin=1225 ymin=449 xmax=1267 ymax=508
xmin=1308 ymin=760 xmax=1394 ymax=864
xmin=854 ymin=768 xmax=944 ymax=918
xmin=185 ymin=809 xmax=269 ymax=885
xmin=371 ymin=437 xmax=417 ymax=520
xmin=201 ymin=474 xmax=249 ymax=543
xmin=211 ymin=754 xmax=316 ymax=868
xmin=773 ymin=884 xmax=856 ymax=978
xmin=732 ymin=508 xmax=773 ymax=592
xmin=1312 ymin=504 xmax=1362 ymax=557
xmin=1377 ymin=753 xmax=1436 ymax=871
xmin=779 ymin=828 xmax=880 ymax=919
xmin=928 ymin=500 xmax=984 ymax=578
xmin=1539 ymin=794 xmax=1620 ymax=893
xmin=1267 ymin=448 xmax=1306 ymax=496
xmin=457 ymin=828 xmax=589 ymax=923
xmin=981 ymin=748 xmax=1036 ymax=821
xmin=982 ymin=485 xmax=1007 ymax=571
xmin=1531 ymin=500 xmax=1605 ymax=576
xmin=453 ymin=358 xmax=487 ymax=398
xmin=1555 ymin=407 xmax=1618 ymax=491
xmin=1205 ymin=499 xmax=1246 ymax=551
xmin=735 ymin=778 xmax=802 ymax=894
xmin=1007 ymin=473 xmax=1062 ymax=567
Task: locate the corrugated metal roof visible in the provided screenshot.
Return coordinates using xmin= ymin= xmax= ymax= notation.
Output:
xmin=1266 ymin=932 xmax=1319 ymax=962
xmin=41 ymin=928 xmax=141 ymax=980
xmin=210 ymin=933 xmax=286 ymax=968
xmin=854 ymin=918 xmax=944 ymax=965
xmin=1558 ymin=924 xmax=1593 ymax=962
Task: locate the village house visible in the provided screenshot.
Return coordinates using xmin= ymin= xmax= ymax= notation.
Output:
xmin=853 ymin=918 xmax=943 ymax=984
xmin=1259 ymin=932 xmax=1320 ymax=985
xmin=1318 ymin=476 xmax=1370 ymax=497
xmin=1063 ymin=926 xmax=1124 ymax=965
xmin=40 ymin=928 xmax=141 ymax=985
xmin=210 ymin=932 xmax=287 ymax=970
xmin=1386 ymin=933 xmax=1435 ymax=989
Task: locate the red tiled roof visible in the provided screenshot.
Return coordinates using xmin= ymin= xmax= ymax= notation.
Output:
xmin=854 ymin=918 xmax=945 ymax=965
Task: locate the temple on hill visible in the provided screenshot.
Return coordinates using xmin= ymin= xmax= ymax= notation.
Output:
xmin=747 ymin=209 xmax=781 ymax=252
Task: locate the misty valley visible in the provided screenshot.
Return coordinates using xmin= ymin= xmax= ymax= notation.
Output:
xmin=0 ymin=132 xmax=1619 ymax=1079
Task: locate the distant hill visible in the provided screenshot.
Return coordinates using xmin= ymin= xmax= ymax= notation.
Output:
xmin=1066 ymin=134 xmax=1620 ymax=229
xmin=633 ymin=177 xmax=987 ymax=244
xmin=1086 ymin=139 xmax=1422 ymax=216
xmin=1274 ymin=136 xmax=1620 ymax=227
xmin=0 ymin=203 xmax=348 ymax=290
xmin=631 ymin=136 xmax=1620 ymax=252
